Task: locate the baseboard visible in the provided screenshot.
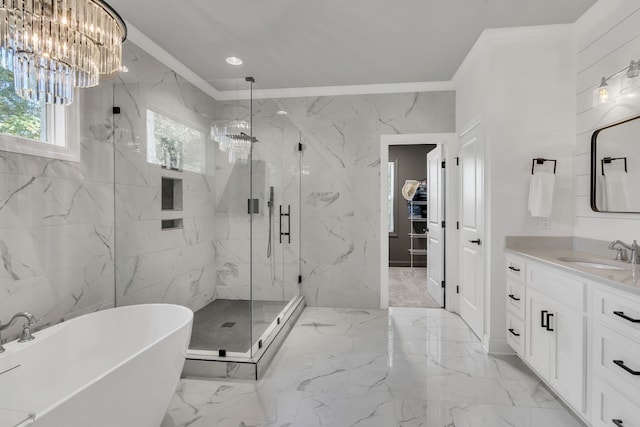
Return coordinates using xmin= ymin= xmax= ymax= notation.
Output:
xmin=389 ymin=261 xmax=427 ymax=268
xmin=484 ymin=336 xmax=513 ymax=355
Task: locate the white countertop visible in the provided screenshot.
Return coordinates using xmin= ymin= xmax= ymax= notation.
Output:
xmin=505 ymin=246 xmax=640 ymax=297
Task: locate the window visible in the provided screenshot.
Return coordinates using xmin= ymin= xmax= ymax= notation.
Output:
xmin=388 ymin=160 xmax=396 ymax=234
xmin=0 ymin=68 xmax=75 ymax=161
xmin=146 ymin=109 xmax=206 ymax=173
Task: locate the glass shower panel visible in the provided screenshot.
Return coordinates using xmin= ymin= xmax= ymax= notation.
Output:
xmin=113 ymin=41 xmax=221 ymax=350
xmin=250 ymin=94 xmax=288 ymax=356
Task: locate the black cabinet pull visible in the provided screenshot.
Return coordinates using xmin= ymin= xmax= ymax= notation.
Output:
xmin=469 ymin=239 xmax=481 ymax=245
xmin=613 ymin=360 xmax=640 ymax=376
xmin=508 ymin=328 xmax=520 ymax=337
xmin=546 ymin=313 xmax=554 ymax=331
xmin=508 ymin=294 xmax=521 ymax=302
xmin=613 ymin=311 xmax=640 ymax=323
xmin=508 ymin=266 xmax=521 ymax=272
xmin=612 ymin=420 xmax=624 ymax=427
xmin=541 ymin=310 xmax=548 ymax=328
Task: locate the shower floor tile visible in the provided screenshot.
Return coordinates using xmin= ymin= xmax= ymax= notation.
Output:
xmin=189 ymin=299 xmax=287 ymax=353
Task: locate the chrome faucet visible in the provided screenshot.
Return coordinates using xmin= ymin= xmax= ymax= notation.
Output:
xmin=0 ymin=312 xmax=37 ymax=353
xmin=608 ymin=240 xmax=640 ymax=264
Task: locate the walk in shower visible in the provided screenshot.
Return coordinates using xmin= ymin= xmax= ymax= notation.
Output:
xmin=112 ymin=42 xmax=303 ymax=364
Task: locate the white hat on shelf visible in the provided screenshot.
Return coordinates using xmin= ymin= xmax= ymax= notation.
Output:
xmin=402 ymin=180 xmax=420 ymax=201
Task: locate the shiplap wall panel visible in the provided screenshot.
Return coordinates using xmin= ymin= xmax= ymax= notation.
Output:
xmin=577 ymin=0 xmax=640 ymax=50
xmin=574 ymin=0 xmax=640 ymax=234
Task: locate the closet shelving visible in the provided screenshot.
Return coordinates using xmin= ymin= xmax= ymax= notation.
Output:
xmin=407 ymin=189 xmax=428 ymax=268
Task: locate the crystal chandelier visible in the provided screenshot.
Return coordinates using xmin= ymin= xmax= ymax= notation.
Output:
xmin=0 ymin=0 xmax=127 ymax=105
xmin=211 ymin=119 xmax=253 ymax=164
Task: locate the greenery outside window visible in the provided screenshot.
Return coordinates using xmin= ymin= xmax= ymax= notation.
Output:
xmin=0 ymin=68 xmax=75 ymax=161
xmin=146 ymin=109 xmax=206 ymax=173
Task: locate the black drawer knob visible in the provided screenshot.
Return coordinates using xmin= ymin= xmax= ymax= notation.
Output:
xmin=612 ymin=419 xmax=624 ymax=427
xmin=508 ymin=294 xmax=521 ymax=302
xmin=508 ymin=328 xmax=520 ymax=337
xmin=508 ymin=266 xmax=521 ymax=272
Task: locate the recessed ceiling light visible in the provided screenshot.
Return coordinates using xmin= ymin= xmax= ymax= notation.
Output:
xmin=226 ymin=56 xmax=243 ymax=66
xmin=276 ymin=110 xmax=288 ymax=116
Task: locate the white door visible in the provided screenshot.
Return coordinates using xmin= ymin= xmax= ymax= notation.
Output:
xmin=458 ymin=122 xmax=484 ymax=338
xmin=426 ymin=145 xmax=445 ymax=307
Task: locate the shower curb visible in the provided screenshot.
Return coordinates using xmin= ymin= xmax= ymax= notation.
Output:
xmin=182 ymin=297 xmax=305 ymax=381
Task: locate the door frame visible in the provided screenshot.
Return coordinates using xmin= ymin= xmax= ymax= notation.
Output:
xmin=380 ymin=133 xmax=458 ymax=310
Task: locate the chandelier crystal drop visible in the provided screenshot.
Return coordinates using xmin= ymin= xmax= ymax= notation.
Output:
xmin=211 ymin=119 xmax=252 ymax=164
xmin=0 ymin=0 xmax=127 ymax=105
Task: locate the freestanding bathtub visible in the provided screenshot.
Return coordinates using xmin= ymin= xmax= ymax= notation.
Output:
xmin=0 ymin=304 xmax=193 ymax=427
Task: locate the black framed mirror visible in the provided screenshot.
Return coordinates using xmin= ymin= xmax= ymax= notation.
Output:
xmin=591 ymin=114 xmax=640 ymax=213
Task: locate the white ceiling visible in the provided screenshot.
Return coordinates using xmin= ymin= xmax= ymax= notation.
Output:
xmin=108 ymin=0 xmax=596 ymax=91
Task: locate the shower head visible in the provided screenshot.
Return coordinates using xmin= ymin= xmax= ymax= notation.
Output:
xmin=239 ymin=132 xmax=258 ymax=143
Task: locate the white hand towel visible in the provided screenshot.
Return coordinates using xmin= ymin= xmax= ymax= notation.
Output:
xmin=604 ymin=170 xmax=631 ymax=211
xmin=528 ymin=171 xmax=555 ymax=218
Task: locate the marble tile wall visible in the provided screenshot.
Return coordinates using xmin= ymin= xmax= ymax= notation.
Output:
xmin=113 ymin=42 xmax=217 ymax=312
xmin=0 ymin=41 xmax=220 ymax=342
xmin=279 ymin=91 xmax=456 ymax=308
xmin=0 ymin=84 xmax=115 ymax=340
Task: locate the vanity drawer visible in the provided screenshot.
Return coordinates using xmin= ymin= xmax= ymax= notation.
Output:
xmin=592 ymin=376 xmax=640 ymax=427
xmin=506 ymin=279 xmax=525 ymax=319
xmin=593 ymin=323 xmax=640 ymax=396
xmin=594 ymin=287 xmax=640 ymax=337
xmin=506 ymin=255 xmax=525 ymax=283
xmin=527 ymin=263 xmax=585 ymax=313
xmin=506 ymin=310 xmax=524 ymax=356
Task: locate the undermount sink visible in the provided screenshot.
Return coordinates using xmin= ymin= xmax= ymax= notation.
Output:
xmin=556 ymin=256 xmax=629 ymax=271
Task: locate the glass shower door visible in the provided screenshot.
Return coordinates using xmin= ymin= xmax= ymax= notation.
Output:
xmin=250 ymin=96 xmax=288 ymax=355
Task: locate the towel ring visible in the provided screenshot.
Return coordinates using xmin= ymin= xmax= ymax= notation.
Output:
xmin=601 ymin=157 xmax=627 ymax=176
xmin=531 ymin=158 xmax=557 ymax=175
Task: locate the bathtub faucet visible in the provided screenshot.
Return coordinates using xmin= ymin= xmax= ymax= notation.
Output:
xmin=0 ymin=312 xmax=38 ymax=353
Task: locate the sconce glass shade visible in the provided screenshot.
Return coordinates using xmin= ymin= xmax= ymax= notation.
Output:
xmin=211 ymin=119 xmax=252 ymax=164
xmin=621 ymin=60 xmax=640 ymax=95
xmin=593 ymin=77 xmax=614 ymax=106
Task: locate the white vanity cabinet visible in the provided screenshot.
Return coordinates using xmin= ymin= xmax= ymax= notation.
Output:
xmin=524 ymin=263 xmax=586 ymax=414
xmin=505 ymin=255 xmax=588 ymax=419
xmin=591 ymin=287 xmax=640 ymax=427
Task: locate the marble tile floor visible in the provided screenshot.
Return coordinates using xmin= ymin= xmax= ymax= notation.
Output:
xmin=163 ymin=307 xmax=584 ymax=427
xmin=189 ymin=299 xmax=287 ymax=352
xmin=389 ymin=267 xmax=441 ymax=308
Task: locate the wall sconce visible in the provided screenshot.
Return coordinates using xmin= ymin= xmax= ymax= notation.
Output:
xmin=621 ymin=60 xmax=640 ymax=95
xmin=593 ymin=58 xmax=640 ymax=107
xmin=593 ymin=77 xmax=613 ymax=106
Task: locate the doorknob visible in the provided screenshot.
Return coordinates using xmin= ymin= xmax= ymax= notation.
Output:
xmin=469 ymin=239 xmax=481 ymax=245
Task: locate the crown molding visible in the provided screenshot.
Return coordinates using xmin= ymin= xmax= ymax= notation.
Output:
xmin=126 ymin=23 xmax=222 ymax=101
xmin=215 ymin=81 xmax=455 ymax=101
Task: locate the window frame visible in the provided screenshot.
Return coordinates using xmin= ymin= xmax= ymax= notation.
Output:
xmin=388 ymin=158 xmax=398 ymax=237
xmin=0 ymin=103 xmax=78 ymax=162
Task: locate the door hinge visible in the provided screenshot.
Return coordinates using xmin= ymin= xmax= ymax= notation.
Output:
xmin=441 ymin=160 xmax=446 ymax=169
xmin=455 ymin=157 xmax=459 ymax=166
xmin=112 ymin=106 xmax=121 ymax=114
xmin=298 ymin=275 xmax=302 ymax=284
xmin=456 ymin=221 xmax=459 ymax=230
xmin=441 ymin=220 xmax=445 ymax=228
xmin=456 ymin=285 xmax=460 ymax=294
xmin=298 ymin=142 xmax=303 ymax=152
xmin=441 ymin=281 xmax=446 ymax=289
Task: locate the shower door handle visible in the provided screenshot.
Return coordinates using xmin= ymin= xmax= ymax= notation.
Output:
xmin=279 ymin=205 xmax=283 ymax=244
xmin=280 ymin=205 xmax=291 ymax=244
